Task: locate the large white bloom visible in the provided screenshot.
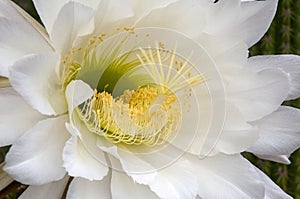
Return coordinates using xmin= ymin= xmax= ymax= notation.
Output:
xmin=0 ymin=0 xmax=300 ymax=198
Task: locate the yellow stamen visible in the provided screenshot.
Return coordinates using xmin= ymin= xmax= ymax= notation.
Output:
xmin=77 ymin=86 xmax=180 ymax=146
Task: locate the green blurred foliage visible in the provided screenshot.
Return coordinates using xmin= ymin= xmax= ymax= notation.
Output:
xmin=1 ymin=0 xmax=300 ymax=198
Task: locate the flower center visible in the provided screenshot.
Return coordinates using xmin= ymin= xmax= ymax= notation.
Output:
xmin=77 ymin=85 xmax=181 ymax=145
xmin=65 ymin=28 xmax=206 ymax=146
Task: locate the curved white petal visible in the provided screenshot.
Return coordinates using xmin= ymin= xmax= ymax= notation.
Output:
xmin=51 ymin=2 xmax=95 ymax=55
xmin=32 ymin=0 xmax=100 ymax=35
xmin=0 ymin=0 xmax=50 ymax=44
xmin=104 ymin=145 xmax=157 ymax=185
xmin=0 ymin=0 xmax=31 ymax=20
xmin=63 ymin=125 xmax=108 ymax=181
xmin=0 ymin=17 xmax=52 ymax=77
xmin=227 ymin=68 xmax=289 ymax=121
xmin=247 ymin=106 xmax=300 ymax=163
xmin=93 ymin=0 xmax=184 ymax=37
xmin=65 ymin=80 xmax=94 ymax=123
xmin=147 ymin=160 xmax=198 ymax=199
xmin=214 ymin=103 xmax=258 ymax=154
xmin=66 ymin=176 xmax=111 ymax=199
xmin=9 ymin=52 xmax=67 ymax=115
xmin=254 ymin=167 xmax=292 ymax=199
xmin=4 ymin=115 xmax=69 ymax=185
xmin=248 ymin=55 xmax=300 ymax=100
xmin=97 ymin=139 xmax=197 ymax=199
xmin=239 ymin=0 xmax=278 ymax=47
xmin=129 ymin=0 xmax=177 ymax=21
xmin=191 ymin=154 xmax=264 ymax=199
xmin=204 ymin=0 xmax=278 ymax=47
xmin=19 ymin=175 xmax=69 ymax=199
xmin=111 ymin=161 xmax=158 ymax=199
xmin=256 ymin=154 xmax=291 ymax=165
xmin=136 ymin=0 xmax=205 ymax=39
xmin=32 ymin=0 xmax=67 ymax=34
xmin=0 ymin=87 xmax=45 ymax=146
xmin=0 ymin=0 xmax=48 ymax=40
xmin=197 ymin=33 xmax=249 ymax=68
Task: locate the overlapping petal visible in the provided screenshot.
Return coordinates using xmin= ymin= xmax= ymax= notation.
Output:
xmin=0 ymin=17 xmax=52 ymax=77
xmin=254 ymin=167 xmax=292 ymax=199
xmin=66 ymin=176 xmax=111 ymax=199
xmin=227 ymin=67 xmax=289 ymax=121
xmin=111 ymin=160 xmax=158 ymax=199
xmin=214 ymin=103 xmax=258 ymax=154
xmin=62 ymin=128 xmax=108 ymax=181
xmin=247 ymin=106 xmax=300 ymax=164
xmin=9 ymin=52 xmax=66 ymax=115
xmin=203 ymin=0 xmax=278 ymax=47
xmin=136 ymin=0 xmax=205 ymax=39
xmin=0 ymin=87 xmax=45 ymax=146
xmin=192 ymin=154 xmax=264 ymax=199
xmin=51 ymin=2 xmax=95 ymax=55
xmin=19 ymin=176 xmax=69 ymax=199
xmin=248 ymin=55 xmax=300 ymax=100
xmin=32 ymin=0 xmax=100 ymax=34
xmin=4 ymin=115 xmax=69 ymax=185
xmin=64 ymin=80 xmax=94 ymax=122
xmin=64 ymin=80 xmax=108 ymax=180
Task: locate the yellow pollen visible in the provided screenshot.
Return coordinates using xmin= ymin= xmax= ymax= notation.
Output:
xmin=124 ymin=27 xmax=135 ymax=31
xmin=77 ymin=86 xmax=180 ymax=146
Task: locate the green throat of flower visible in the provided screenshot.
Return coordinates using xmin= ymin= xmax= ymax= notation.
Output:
xmin=63 ymin=30 xmax=205 ymax=146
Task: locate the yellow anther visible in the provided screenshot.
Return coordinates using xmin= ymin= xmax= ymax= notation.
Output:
xmin=77 ymin=85 xmax=180 ymax=146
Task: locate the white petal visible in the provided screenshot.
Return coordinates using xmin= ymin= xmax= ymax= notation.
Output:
xmin=65 ymin=80 xmax=93 ymax=123
xmin=105 ymin=145 xmax=157 ymax=184
xmin=93 ymin=0 xmax=133 ymax=29
xmin=93 ymin=0 xmax=180 ymax=35
xmin=0 ymin=0 xmax=30 ymax=20
xmin=108 ymin=155 xmax=197 ymax=199
xmin=214 ymin=103 xmax=258 ymax=154
xmin=98 ymin=138 xmax=198 ymax=199
xmin=62 ymin=130 xmax=108 ymax=181
xmin=4 ymin=115 xmax=69 ymax=185
xmin=9 ymin=52 xmax=67 ymax=115
xmin=197 ymin=33 xmax=248 ymax=68
xmin=137 ymin=0 xmax=205 ymax=39
xmin=204 ymin=0 xmax=278 ymax=47
xmin=228 ymin=68 xmax=289 ymax=121
xmin=0 ymin=87 xmax=45 ymax=146
xmin=19 ymin=175 xmax=69 ymax=199
xmin=0 ymin=17 xmax=52 ymax=77
xmin=111 ymin=160 xmax=158 ymax=199
xmin=32 ymin=0 xmax=100 ymax=34
xmin=51 ymin=2 xmax=95 ymax=55
xmin=0 ymin=0 xmax=48 ymax=39
xmin=32 ymin=0 xmax=68 ymax=34
xmin=239 ymin=0 xmax=278 ymax=47
xmin=248 ymin=55 xmax=300 ymax=100
xmin=66 ymin=176 xmax=111 ymax=199
xmin=192 ymin=154 xmax=264 ymax=199
xmin=147 ymin=160 xmax=198 ymax=199
xmin=256 ymin=154 xmax=291 ymax=165
xmin=247 ymin=106 xmax=300 ymax=163
xmin=129 ymin=0 xmax=177 ymax=20
xmin=254 ymin=167 xmax=292 ymax=199
xmin=8 ymin=1 xmax=47 ymax=32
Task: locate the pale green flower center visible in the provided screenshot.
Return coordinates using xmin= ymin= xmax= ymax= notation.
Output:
xmin=63 ymin=29 xmax=205 ymax=146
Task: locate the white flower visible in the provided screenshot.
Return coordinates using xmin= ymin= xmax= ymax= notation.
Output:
xmin=0 ymin=0 xmax=300 ymax=198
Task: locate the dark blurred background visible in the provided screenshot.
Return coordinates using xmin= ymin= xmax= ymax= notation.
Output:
xmin=0 ymin=0 xmax=300 ymax=198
